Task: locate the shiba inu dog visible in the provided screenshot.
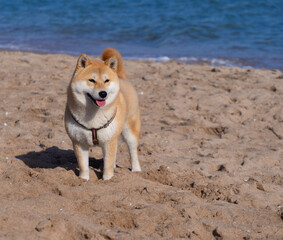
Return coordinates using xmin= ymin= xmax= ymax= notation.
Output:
xmin=64 ymin=48 xmax=141 ymax=180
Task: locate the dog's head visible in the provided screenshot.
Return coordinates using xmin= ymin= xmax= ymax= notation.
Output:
xmin=70 ymin=54 xmax=120 ymax=108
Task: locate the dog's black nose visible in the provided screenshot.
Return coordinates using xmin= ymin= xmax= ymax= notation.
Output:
xmin=99 ymin=91 xmax=107 ymax=98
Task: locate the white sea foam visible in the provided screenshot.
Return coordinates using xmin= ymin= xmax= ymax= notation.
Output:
xmin=125 ymin=56 xmax=252 ymax=69
xmin=0 ymin=42 xmax=253 ymax=69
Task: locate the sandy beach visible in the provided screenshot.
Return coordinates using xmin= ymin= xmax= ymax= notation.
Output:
xmin=0 ymin=50 xmax=282 ymax=239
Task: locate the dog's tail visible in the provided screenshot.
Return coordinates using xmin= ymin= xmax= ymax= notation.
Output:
xmin=102 ymin=48 xmax=126 ymax=79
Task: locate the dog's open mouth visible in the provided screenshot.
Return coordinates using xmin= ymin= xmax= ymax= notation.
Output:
xmin=87 ymin=93 xmax=106 ymax=107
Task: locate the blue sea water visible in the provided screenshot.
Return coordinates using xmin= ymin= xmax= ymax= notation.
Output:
xmin=0 ymin=0 xmax=282 ymax=70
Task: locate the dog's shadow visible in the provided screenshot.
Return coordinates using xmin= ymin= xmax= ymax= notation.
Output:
xmin=16 ymin=146 xmax=103 ymax=179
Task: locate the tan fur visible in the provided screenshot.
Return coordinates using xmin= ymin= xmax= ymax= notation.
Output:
xmin=65 ymin=48 xmax=141 ymax=180
xmin=102 ymin=48 xmax=126 ymax=79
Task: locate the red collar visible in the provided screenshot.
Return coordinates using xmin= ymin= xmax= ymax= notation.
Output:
xmin=69 ymin=108 xmax=117 ymax=145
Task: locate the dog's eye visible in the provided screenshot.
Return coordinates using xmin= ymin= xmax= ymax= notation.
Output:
xmin=104 ymin=79 xmax=110 ymax=83
xmin=88 ymin=79 xmax=96 ymax=83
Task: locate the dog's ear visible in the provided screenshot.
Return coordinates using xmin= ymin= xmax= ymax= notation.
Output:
xmin=105 ymin=57 xmax=118 ymax=72
xmin=76 ymin=54 xmax=90 ymax=70
xmin=102 ymin=48 xmax=126 ymax=78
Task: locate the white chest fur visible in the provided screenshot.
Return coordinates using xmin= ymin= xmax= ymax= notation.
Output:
xmin=66 ymin=112 xmax=117 ymax=147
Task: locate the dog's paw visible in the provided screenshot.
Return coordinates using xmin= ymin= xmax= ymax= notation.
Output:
xmin=103 ymin=173 xmax=114 ymax=181
xmin=131 ymin=166 xmax=142 ymax=172
xmin=79 ymin=170 xmax=89 ymax=181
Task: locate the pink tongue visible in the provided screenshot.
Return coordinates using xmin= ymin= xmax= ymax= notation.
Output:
xmin=95 ymin=99 xmax=106 ymax=107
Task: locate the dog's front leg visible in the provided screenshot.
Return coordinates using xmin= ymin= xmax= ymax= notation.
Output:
xmin=102 ymin=138 xmax=118 ymax=180
xmin=73 ymin=142 xmax=89 ymax=181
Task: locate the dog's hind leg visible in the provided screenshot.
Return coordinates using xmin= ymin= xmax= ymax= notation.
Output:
xmin=73 ymin=142 xmax=89 ymax=180
xmin=122 ymin=115 xmax=141 ymax=172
